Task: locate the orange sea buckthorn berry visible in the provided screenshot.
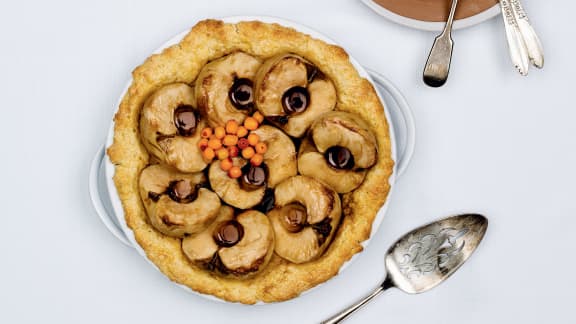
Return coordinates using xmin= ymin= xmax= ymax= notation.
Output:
xmin=198 ymin=138 xmax=209 ymax=150
xmin=244 ymin=117 xmax=259 ymax=131
xmin=208 ymin=137 xmax=222 ymax=150
xmin=228 ymin=166 xmax=242 ymax=179
xmin=253 ymin=111 xmax=264 ymax=124
xmin=236 ymin=126 xmax=248 ymax=138
xmin=225 ymin=120 xmax=239 ymax=134
xmin=216 ymin=148 xmax=229 ymax=160
xmin=228 ymin=146 xmax=239 ymax=157
xmin=255 ymin=142 xmax=267 ymax=154
xmin=242 ymin=146 xmax=255 ymax=159
xmin=247 ymin=133 xmax=259 ymax=146
xmin=202 ymin=147 xmax=215 ymax=161
xmin=201 ymin=127 xmax=213 ymax=138
xmin=220 ymin=158 xmax=233 ymax=171
xmin=223 ymin=134 xmax=238 ymax=147
xmin=214 ymin=126 xmax=226 ymax=139
xmin=250 ymin=153 xmax=263 ymax=166
xmin=237 ymin=138 xmax=250 ymax=149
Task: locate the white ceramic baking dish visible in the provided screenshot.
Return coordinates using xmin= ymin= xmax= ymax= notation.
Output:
xmin=89 ymin=16 xmax=415 ymax=303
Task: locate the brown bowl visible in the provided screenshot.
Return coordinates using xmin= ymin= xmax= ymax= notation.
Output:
xmin=372 ymin=0 xmax=498 ymax=22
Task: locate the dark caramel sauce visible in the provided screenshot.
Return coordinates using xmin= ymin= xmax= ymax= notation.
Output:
xmin=325 ymin=146 xmax=354 ymax=170
xmin=173 ymin=105 xmax=198 ymax=136
xmin=373 ymin=0 xmax=497 ymax=22
xmin=229 ymin=78 xmax=254 ymax=110
xmin=281 ymin=203 xmax=307 ymax=233
xmin=282 ymin=86 xmax=309 ymax=114
xmin=240 ymin=163 xmax=268 ymax=191
xmin=213 ymin=220 xmax=244 ymax=247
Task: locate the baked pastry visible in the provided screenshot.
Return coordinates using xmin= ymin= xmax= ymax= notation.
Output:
xmin=195 ymin=52 xmax=262 ymax=127
xmin=250 ymin=125 xmax=297 ymax=188
xmin=182 ymin=206 xmax=275 ymax=277
xmin=139 ymin=164 xmax=221 ymax=237
xmin=255 ymin=54 xmax=337 ymax=137
xmin=208 ymin=157 xmax=266 ymax=209
xmin=140 ymin=83 xmax=207 ymax=173
xmin=268 ymin=176 xmax=341 ymax=264
xmin=108 ymin=19 xmax=393 ymax=304
xmin=298 ymin=111 xmax=378 ymax=193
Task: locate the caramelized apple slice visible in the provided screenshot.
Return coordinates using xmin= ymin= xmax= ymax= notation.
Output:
xmin=182 ymin=206 xmax=234 ymax=265
xmin=268 ymin=176 xmax=341 ymax=264
xmin=182 ymin=208 xmax=274 ymax=278
xmin=217 ymin=210 xmax=275 ymax=277
xmin=298 ymin=111 xmax=377 ymax=193
xmin=208 ymin=158 xmax=265 ymax=209
xmin=139 ymin=164 xmax=220 ymax=237
xmin=310 ymin=111 xmax=377 ymax=168
xmin=298 ymin=139 xmax=366 ymax=193
xmin=195 ymin=52 xmax=262 ymax=127
xmin=140 ymin=83 xmax=207 ymax=173
xmin=254 ymin=54 xmax=336 ymax=137
xmin=251 ymin=125 xmax=297 ymax=188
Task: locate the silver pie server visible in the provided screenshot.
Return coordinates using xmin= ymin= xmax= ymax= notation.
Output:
xmin=422 ymin=0 xmax=459 ymax=87
xmin=321 ymin=213 xmax=488 ymax=324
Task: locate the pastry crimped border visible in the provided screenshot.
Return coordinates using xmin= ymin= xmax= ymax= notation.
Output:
xmin=108 ymin=19 xmax=394 ymax=304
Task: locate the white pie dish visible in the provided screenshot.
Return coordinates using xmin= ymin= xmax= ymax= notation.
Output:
xmin=89 ymin=16 xmax=415 ymax=303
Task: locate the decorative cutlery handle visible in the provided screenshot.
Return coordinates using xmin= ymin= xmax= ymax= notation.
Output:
xmin=510 ymin=0 xmax=544 ymax=68
xmin=321 ymin=284 xmax=387 ymax=324
xmin=499 ymin=0 xmax=530 ymax=75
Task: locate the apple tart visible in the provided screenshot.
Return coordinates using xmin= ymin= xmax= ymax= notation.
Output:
xmin=108 ymin=19 xmax=393 ymax=303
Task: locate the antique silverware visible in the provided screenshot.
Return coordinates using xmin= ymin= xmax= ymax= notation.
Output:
xmin=498 ymin=0 xmax=530 ymax=75
xmin=422 ymin=0 xmax=459 ymax=87
xmin=509 ymin=0 xmax=544 ymax=68
xmin=321 ymin=214 xmax=488 ymax=324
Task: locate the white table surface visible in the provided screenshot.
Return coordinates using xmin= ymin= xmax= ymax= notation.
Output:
xmin=1 ymin=0 xmax=574 ymax=323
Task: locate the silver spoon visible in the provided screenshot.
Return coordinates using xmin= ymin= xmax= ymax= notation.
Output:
xmin=423 ymin=0 xmax=459 ymax=87
xmin=321 ymin=213 xmax=488 ymax=324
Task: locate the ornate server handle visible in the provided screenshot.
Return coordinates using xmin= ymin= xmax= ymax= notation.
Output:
xmin=499 ymin=0 xmax=530 ymax=75
xmin=321 ymin=279 xmax=393 ymax=324
xmin=510 ymin=0 xmax=544 ymax=68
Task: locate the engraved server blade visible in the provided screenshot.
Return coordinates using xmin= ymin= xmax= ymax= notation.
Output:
xmin=385 ymin=214 xmax=488 ymax=294
xmin=322 ymin=214 xmax=488 ymax=324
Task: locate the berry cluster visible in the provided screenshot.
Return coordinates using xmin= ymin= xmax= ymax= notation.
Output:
xmin=198 ymin=112 xmax=268 ymax=178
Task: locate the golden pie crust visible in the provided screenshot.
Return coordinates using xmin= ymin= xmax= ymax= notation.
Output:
xmin=108 ymin=19 xmax=394 ymax=304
